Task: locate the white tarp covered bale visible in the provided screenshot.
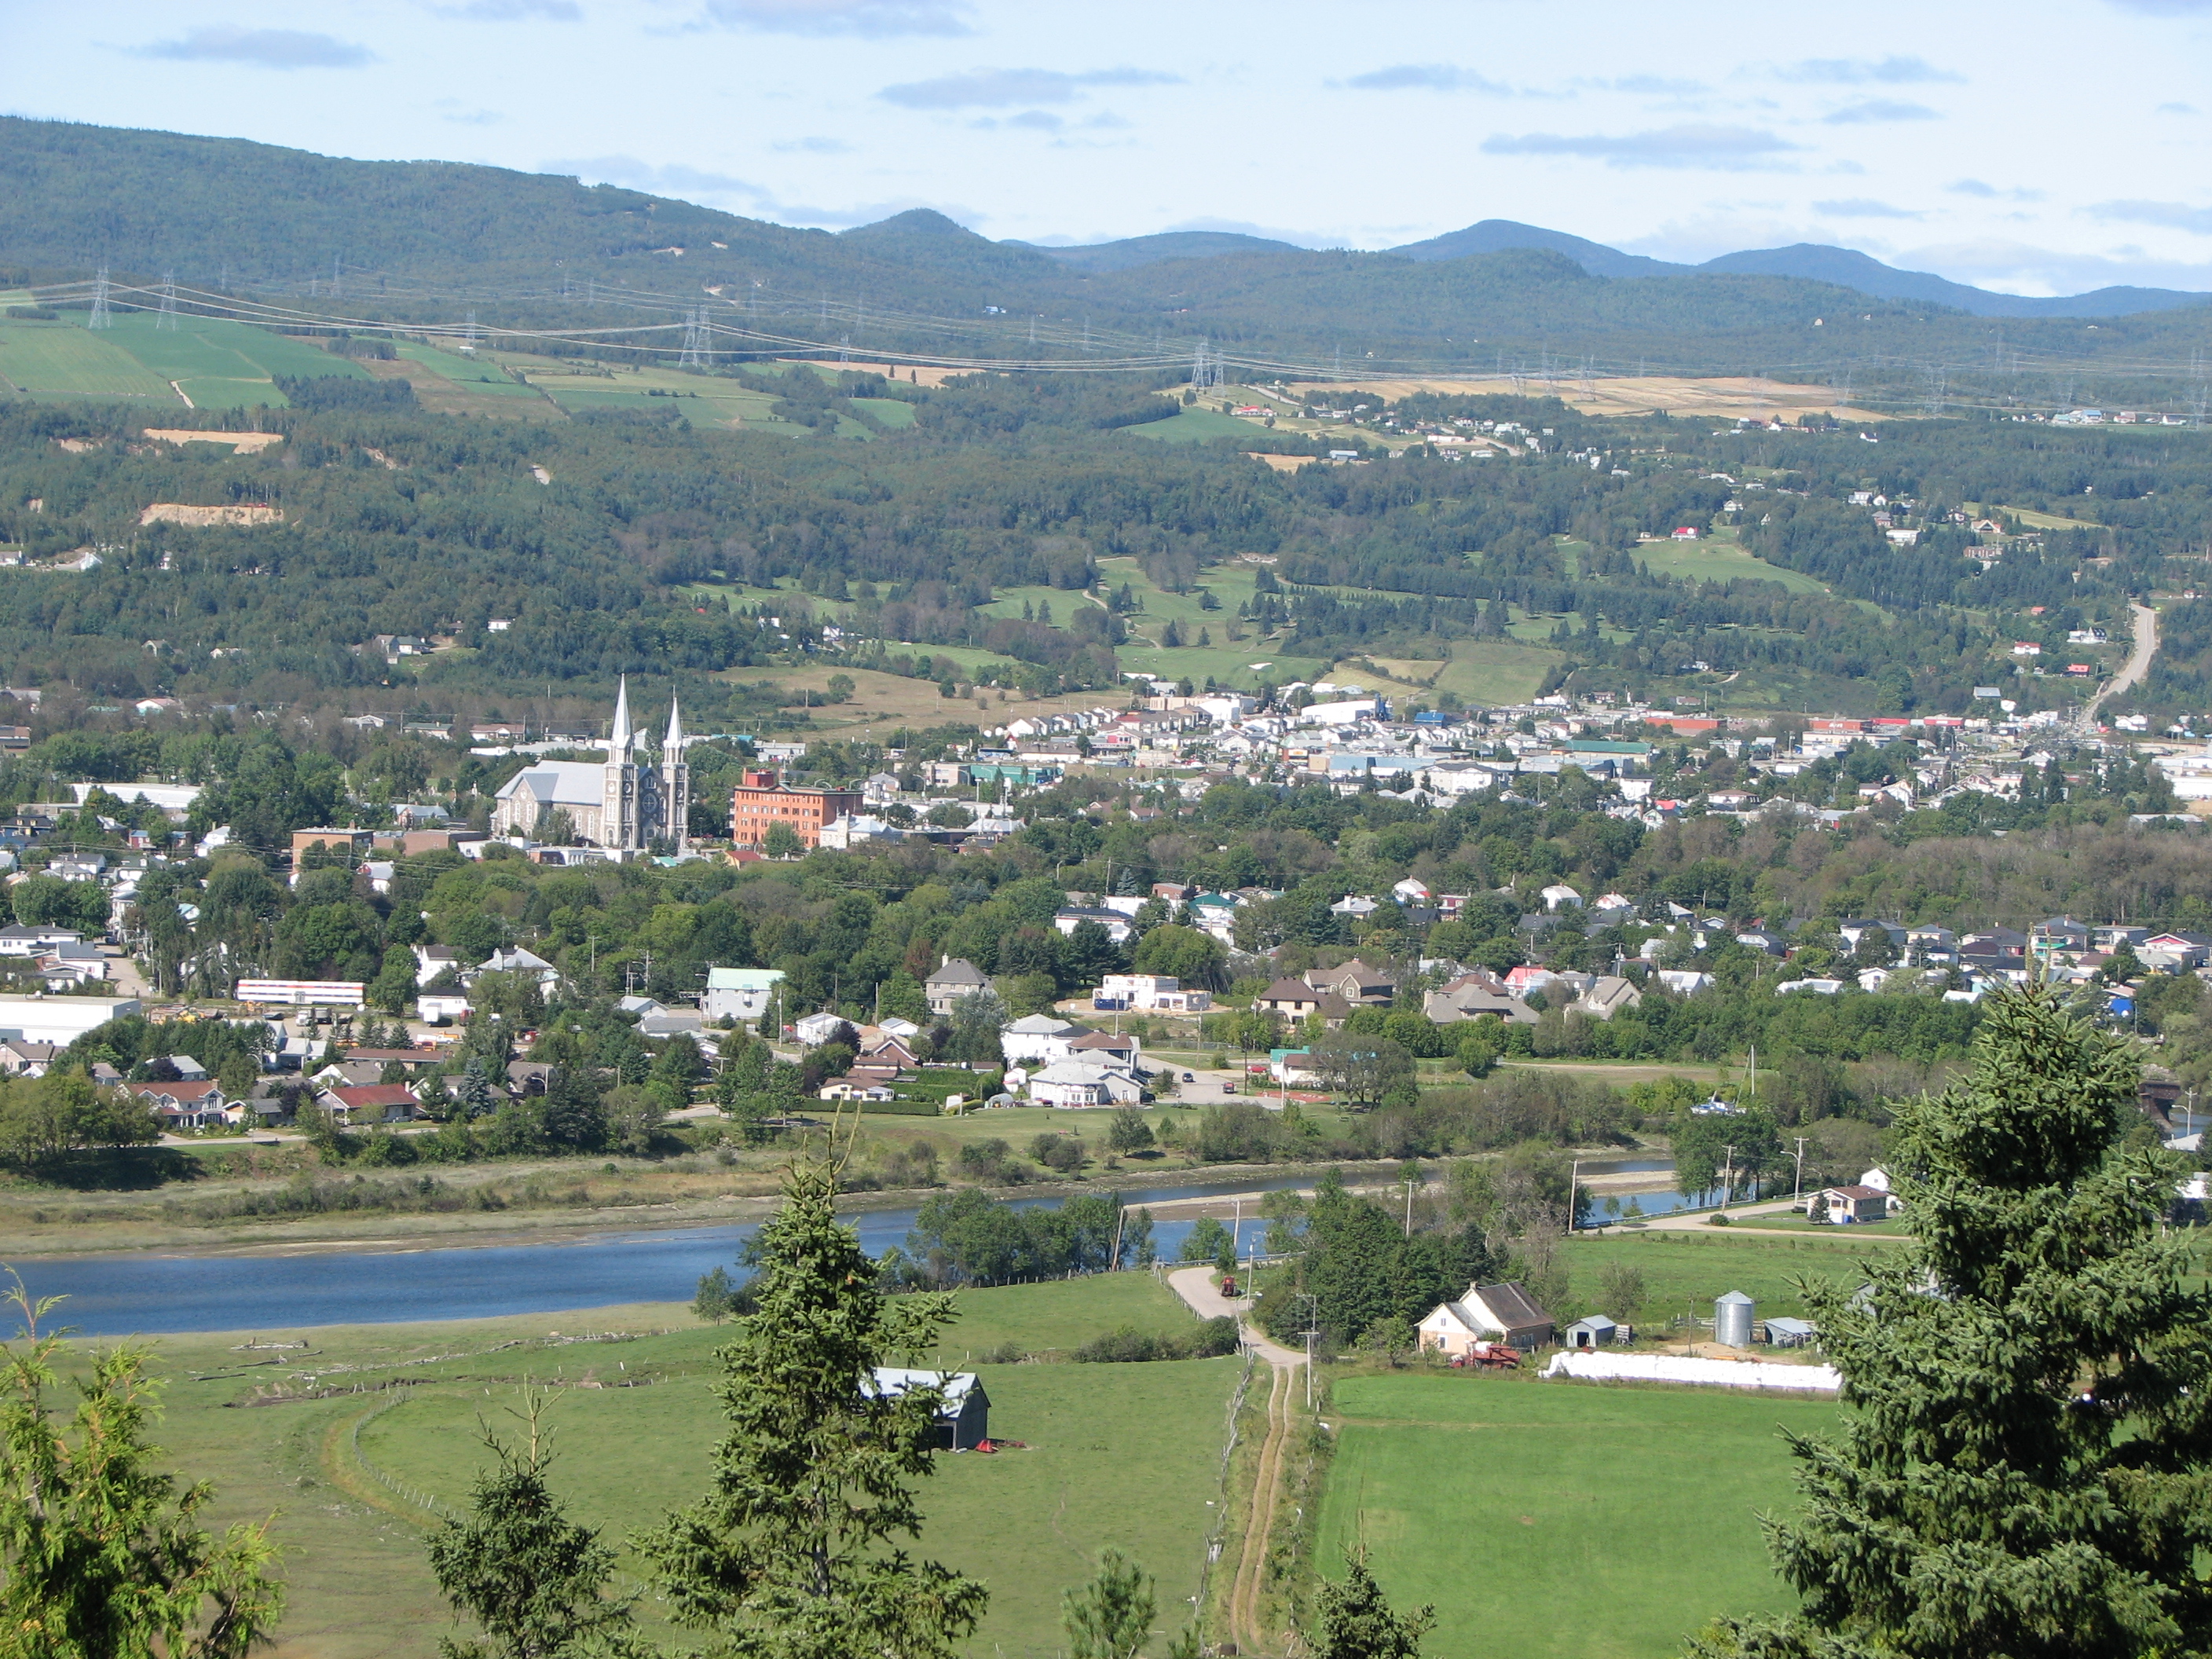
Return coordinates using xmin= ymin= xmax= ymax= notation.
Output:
xmin=1541 ymin=1350 xmax=1840 ymax=1393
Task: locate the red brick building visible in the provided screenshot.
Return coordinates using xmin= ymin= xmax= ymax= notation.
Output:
xmin=729 ymin=769 xmax=862 ymax=851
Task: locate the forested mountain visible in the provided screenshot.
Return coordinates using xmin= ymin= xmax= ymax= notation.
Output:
xmin=7 ymin=118 xmax=2212 ymax=386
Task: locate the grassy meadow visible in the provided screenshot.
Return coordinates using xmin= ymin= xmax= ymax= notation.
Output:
xmin=1315 ymin=1372 xmax=1834 ymax=1659
xmin=0 ymin=317 xmax=181 ymax=401
xmin=1630 ymin=527 xmax=1832 ymax=596
xmin=108 ymin=1275 xmax=1232 ymax=1659
xmin=1557 ymin=1228 xmax=1878 ymax=1325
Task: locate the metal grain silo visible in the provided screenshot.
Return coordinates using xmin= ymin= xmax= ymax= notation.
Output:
xmin=1716 ymin=1290 xmax=1756 ymax=1347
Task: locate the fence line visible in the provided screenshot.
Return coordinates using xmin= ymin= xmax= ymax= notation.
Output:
xmin=349 ymin=1386 xmax=459 ymax=1523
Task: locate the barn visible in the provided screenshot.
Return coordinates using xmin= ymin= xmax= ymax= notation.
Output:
xmin=867 ymin=1367 xmax=991 ymax=1450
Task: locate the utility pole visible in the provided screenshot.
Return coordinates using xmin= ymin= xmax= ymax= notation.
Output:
xmin=1299 ymin=1291 xmax=1320 ymax=1410
xmin=1792 ymin=1136 xmax=1809 ymax=1203
xmin=1721 ymin=1144 xmax=1737 ymax=1214
xmin=1403 ymin=1168 xmax=1417 ymax=1236
xmin=1567 ymin=1158 xmax=1580 ymax=1234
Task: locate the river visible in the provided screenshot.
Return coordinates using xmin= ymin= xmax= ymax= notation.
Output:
xmin=20 ymin=1163 xmax=1698 ymax=1338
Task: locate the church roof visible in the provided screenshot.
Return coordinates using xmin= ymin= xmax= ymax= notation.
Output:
xmin=496 ymin=761 xmax=607 ymax=809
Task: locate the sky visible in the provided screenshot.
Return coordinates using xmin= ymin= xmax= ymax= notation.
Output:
xmin=6 ymin=0 xmax=2212 ymax=297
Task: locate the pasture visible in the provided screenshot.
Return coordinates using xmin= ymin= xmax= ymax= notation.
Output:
xmin=99 ymin=315 xmax=369 ymax=409
xmin=1631 ymin=529 xmax=1830 ymax=596
xmin=0 ymin=317 xmax=180 ymax=401
xmin=1123 ymin=408 xmax=1266 ymax=445
xmin=1315 ymin=1372 xmax=1835 ymax=1659
xmin=1428 ymin=638 xmax=1568 ymax=706
xmin=115 ymin=1274 xmax=1232 ymax=1659
xmin=1558 ymin=1228 xmax=1874 ymax=1325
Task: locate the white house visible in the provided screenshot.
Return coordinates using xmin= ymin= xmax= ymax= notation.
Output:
xmin=702 ymin=966 xmax=786 ymax=1024
xmin=1028 ymin=1059 xmax=1145 ymax=1107
xmin=794 ymin=1010 xmax=855 ymax=1048
xmin=1000 ymin=1015 xmax=1089 ymax=1068
xmin=1540 ymin=884 xmax=1584 ymax=911
xmin=1097 ymin=974 xmax=1210 ymax=1013
xmin=1417 ymin=1282 xmax=1557 ymax=1354
xmin=1053 ymin=907 xmax=1133 ymax=943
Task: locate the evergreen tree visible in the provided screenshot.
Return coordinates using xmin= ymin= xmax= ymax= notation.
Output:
xmin=458 ymin=1060 xmax=498 ymax=1120
xmin=635 ymin=1133 xmax=987 ymax=1659
xmin=1062 ymin=1550 xmax=1153 ymax=1659
xmin=1312 ymin=1552 xmax=1431 ymax=1659
xmin=427 ymin=1390 xmax=643 ymax=1659
xmin=1694 ymin=986 xmax=2212 ymax=1659
xmin=0 ymin=1283 xmax=285 ymax=1659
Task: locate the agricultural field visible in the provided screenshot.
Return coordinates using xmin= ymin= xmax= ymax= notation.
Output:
xmin=1427 ymin=638 xmax=1568 ymax=706
xmin=130 ymin=1276 xmax=1232 ymax=1659
xmin=1124 ymin=408 xmax=1269 ymax=445
xmin=1315 ymin=1372 xmax=1836 ymax=1659
xmin=1558 ymin=1228 xmax=1875 ymax=1325
xmin=1630 ymin=526 xmax=1832 ymax=596
xmin=0 ymin=317 xmax=181 ymax=401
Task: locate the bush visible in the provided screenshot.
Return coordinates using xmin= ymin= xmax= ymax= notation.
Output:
xmin=1071 ymin=1316 xmax=1240 ymax=1363
xmin=1030 ymin=1132 xmax=1085 ymax=1174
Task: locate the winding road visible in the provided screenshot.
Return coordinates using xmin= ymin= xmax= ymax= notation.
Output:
xmin=2084 ymin=601 xmax=2158 ymax=729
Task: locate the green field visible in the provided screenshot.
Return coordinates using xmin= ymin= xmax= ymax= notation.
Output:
xmin=1123 ymin=408 xmax=1268 ymax=445
xmin=117 ymin=1276 xmax=1229 ymax=1659
xmin=1317 ymin=1373 xmax=1835 ymax=1659
xmin=0 ymin=318 xmax=180 ymax=401
xmin=1631 ymin=529 xmax=1830 ymax=596
xmin=1559 ymin=1229 xmax=1873 ymax=1324
xmin=93 ymin=315 xmax=370 ymax=409
xmin=1429 ymin=638 xmax=1568 ymax=706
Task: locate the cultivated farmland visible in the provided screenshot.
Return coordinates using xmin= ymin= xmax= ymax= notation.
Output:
xmin=0 ymin=317 xmax=180 ymax=401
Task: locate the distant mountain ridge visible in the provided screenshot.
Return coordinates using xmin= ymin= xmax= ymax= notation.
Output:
xmin=1040 ymin=216 xmax=2210 ymax=320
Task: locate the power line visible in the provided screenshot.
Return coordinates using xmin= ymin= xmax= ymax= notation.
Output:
xmin=156 ymin=272 xmax=179 ymax=332
xmin=89 ymin=266 xmax=112 ymax=331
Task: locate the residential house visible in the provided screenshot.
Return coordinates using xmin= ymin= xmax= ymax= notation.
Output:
xmin=1655 ymin=969 xmax=1715 ymax=997
xmin=925 ymin=958 xmax=992 ymax=1016
xmin=1818 ymin=1185 xmax=1892 ymax=1225
xmin=1423 ymin=973 xmax=1538 ymax=1026
xmin=1417 ymin=1281 xmax=1557 ymax=1354
xmin=1096 ymin=973 xmax=1211 ymax=1013
xmin=0 ymin=924 xmax=82 ymax=958
xmin=478 ymin=947 xmax=558 ymax=991
xmin=0 ymin=1039 xmax=54 ymax=1078
xmin=701 ymin=966 xmax=786 ymax=1024
xmin=414 ymin=944 xmax=460 ymax=987
xmin=1539 ymin=884 xmax=1584 ymax=912
xmin=1571 ymin=976 xmax=1643 ymax=1020
xmin=1255 ymin=978 xmax=1324 ymax=1020
xmin=1303 ymin=960 xmax=1396 ymax=1008
xmin=793 ymin=1011 xmax=856 ymax=1048
xmin=127 ymin=1078 xmax=230 ymax=1130
xmin=1000 ymin=1015 xmax=1090 ymax=1068
xmin=1029 ymin=1058 xmax=1144 ymax=1107
xmin=315 ymin=1083 xmax=421 ymax=1125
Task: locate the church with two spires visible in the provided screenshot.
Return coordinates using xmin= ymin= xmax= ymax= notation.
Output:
xmin=490 ymin=677 xmax=690 ymax=851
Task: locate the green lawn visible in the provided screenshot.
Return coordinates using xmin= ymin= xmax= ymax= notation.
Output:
xmin=1317 ymin=1373 xmax=1835 ymax=1659
xmin=110 ymin=1275 xmax=1230 ymax=1659
xmin=1631 ymin=529 xmax=1830 ymax=596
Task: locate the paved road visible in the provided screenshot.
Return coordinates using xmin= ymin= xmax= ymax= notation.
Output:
xmin=2085 ymin=600 xmax=2158 ymax=728
xmin=1167 ymin=1264 xmax=1304 ymax=1366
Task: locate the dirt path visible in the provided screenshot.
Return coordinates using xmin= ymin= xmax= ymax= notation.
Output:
xmin=2086 ymin=601 xmax=2158 ymax=728
xmin=1170 ymin=1266 xmax=1302 ymax=1654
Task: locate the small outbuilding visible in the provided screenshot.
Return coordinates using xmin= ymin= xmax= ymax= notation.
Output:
xmin=867 ymin=1367 xmax=991 ymax=1450
xmin=1562 ymin=1315 xmax=1618 ymax=1350
xmin=1764 ymin=1317 xmax=1818 ymax=1350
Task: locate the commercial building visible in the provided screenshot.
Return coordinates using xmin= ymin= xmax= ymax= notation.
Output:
xmin=0 ymin=994 xmax=141 ymax=1047
xmin=729 ymin=768 xmax=862 ymax=851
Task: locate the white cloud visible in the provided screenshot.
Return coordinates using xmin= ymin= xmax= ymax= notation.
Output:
xmin=1338 ymin=64 xmax=1512 ymax=93
xmin=1822 ymin=100 xmax=1940 ymax=123
xmin=1771 ymin=55 xmax=1963 ymax=84
xmin=1482 ymin=125 xmax=1802 ymax=170
xmin=2084 ymin=200 xmax=2212 ymax=236
xmin=130 ymin=27 xmax=377 ymax=68
xmin=878 ymin=67 xmax=1179 ymax=109
xmin=772 ymin=136 xmax=853 ymax=154
xmin=432 ymin=0 xmax=581 ymax=19
xmin=701 ymin=0 xmax=970 ymax=35
xmin=1813 ymin=198 xmax=1924 ymax=218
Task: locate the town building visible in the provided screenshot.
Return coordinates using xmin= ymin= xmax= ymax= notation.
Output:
xmin=728 ymin=767 xmax=862 ymax=851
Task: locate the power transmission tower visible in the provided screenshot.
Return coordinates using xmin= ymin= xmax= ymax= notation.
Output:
xmin=331 ymin=255 xmax=342 ymax=298
xmin=679 ymin=307 xmax=708 ymax=367
xmin=463 ymin=310 xmax=479 ymax=352
xmin=1922 ymin=362 xmax=1947 ymax=416
xmin=156 ymin=272 xmax=179 ymax=331
xmin=89 ymin=266 xmax=112 ymax=330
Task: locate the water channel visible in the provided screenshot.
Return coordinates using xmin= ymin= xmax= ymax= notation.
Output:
xmin=22 ymin=1163 xmax=1695 ymax=1337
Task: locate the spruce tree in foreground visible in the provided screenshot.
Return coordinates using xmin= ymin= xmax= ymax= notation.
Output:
xmin=1313 ymin=1552 xmax=1431 ymax=1659
xmin=427 ymin=1390 xmax=642 ymax=1659
xmin=0 ymin=1283 xmax=285 ymax=1659
xmin=635 ymin=1134 xmax=986 ymax=1659
xmin=1694 ymin=986 xmax=2212 ymax=1659
xmin=1062 ymin=1549 xmax=1154 ymax=1659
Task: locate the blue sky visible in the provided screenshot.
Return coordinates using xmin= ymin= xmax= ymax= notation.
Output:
xmin=7 ymin=0 xmax=2212 ymax=295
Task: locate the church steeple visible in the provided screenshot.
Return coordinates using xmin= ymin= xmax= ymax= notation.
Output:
xmin=665 ymin=695 xmax=684 ymax=753
xmin=608 ymin=675 xmax=633 ymax=753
